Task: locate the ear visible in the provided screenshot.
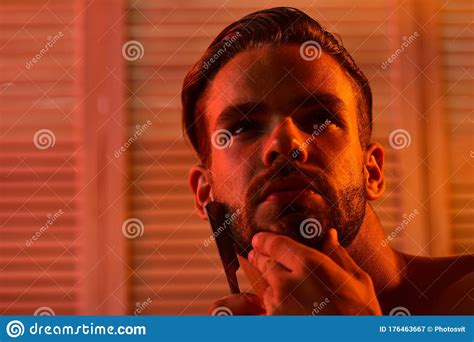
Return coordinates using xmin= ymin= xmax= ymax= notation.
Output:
xmin=189 ymin=164 xmax=212 ymax=220
xmin=364 ymin=142 xmax=385 ymax=200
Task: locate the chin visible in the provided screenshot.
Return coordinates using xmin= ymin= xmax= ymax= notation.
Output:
xmin=253 ymin=208 xmax=328 ymax=249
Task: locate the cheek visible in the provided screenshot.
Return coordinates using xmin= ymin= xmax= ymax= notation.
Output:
xmin=331 ymin=150 xmax=364 ymax=190
xmin=309 ymin=128 xmax=349 ymax=163
xmin=313 ymin=132 xmax=363 ymax=182
xmin=210 ymin=152 xmax=253 ymax=203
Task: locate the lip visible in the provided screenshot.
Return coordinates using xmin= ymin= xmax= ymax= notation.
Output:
xmin=265 ymin=188 xmax=316 ymax=203
xmin=258 ymin=176 xmax=321 ymax=204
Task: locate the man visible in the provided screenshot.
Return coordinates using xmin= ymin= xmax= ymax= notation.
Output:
xmin=181 ymin=7 xmax=473 ymax=315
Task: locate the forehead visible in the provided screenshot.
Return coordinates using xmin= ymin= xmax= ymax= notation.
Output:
xmin=203 ymin=44 xmax=358 ymax=127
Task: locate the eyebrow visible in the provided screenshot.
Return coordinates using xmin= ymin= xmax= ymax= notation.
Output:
xmin=215 ymin=92 xmax=346 ymax=128
xmin=215 ymin=101 xmax=266 ymax=128
xmin=289 ymin=93 xmax=346 ymax=114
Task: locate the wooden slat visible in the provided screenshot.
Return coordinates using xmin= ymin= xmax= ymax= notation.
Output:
xmin=0 ymin=0 xmax=81 ymax=315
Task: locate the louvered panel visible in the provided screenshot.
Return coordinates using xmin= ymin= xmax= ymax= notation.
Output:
xmin=440 ymin=0 xmax=474 ymax=255
xmin=126 ymin=0 xmax=404 ymax=314
xmin=0 ymin=0 xmax=80 ymax=315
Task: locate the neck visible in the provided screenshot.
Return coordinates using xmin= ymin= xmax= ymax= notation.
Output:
xmin=346 ymin=204 xmax=405 ymax=292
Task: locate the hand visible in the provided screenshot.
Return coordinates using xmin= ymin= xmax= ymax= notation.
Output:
xmin=247 ymin=228 xmax=382 ymax=315
xmin=208 ymin=292 xmax=266 ymax=315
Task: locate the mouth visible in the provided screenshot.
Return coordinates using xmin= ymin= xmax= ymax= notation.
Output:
xmin=258 ymin=176 xmax=322 ymax=204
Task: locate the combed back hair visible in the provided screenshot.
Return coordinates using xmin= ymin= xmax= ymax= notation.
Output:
xmin=182 ymin=7 xmax=373 ymax=165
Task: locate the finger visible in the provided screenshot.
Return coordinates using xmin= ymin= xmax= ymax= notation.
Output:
xmin=208 ymin=293 xmax=266 ymax=315
xmin=248 ymin=249 xmax=291 ymax=277
xmin=321 ymin=228 xmax=361 ymax=274
xmin=252 ymin=232 xmax=311 ymax=270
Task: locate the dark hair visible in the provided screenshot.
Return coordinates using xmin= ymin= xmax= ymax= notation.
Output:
xmin=182 ymin=7 xmax=373 ymax=164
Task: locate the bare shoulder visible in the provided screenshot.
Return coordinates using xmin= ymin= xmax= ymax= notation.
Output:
xmin=433 ymin=271 xmax=474 ymax=314
xmin=398 ymin=252 xmax=473 ymax=314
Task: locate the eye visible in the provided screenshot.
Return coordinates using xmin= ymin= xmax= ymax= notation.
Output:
xmin=229 ymin=119 xmax=260 ymax=136
xmin=296 ymin=110 xmax=337 ymax=133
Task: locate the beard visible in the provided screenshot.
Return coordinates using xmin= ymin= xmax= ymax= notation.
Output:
xmin=211 ymin=159 xmax=367 ymax=258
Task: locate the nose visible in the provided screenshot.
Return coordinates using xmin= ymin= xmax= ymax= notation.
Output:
xmin=262 ymin=117 xmax=308 ymax=166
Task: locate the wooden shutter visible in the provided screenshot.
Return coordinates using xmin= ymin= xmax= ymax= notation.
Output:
xmin=440 ymin=0 xmax=473 ymax=254
xmin=0 ymin=0 xmax=129 ymax=315
xmin=0 ymin=0 xmax=80 ymax=314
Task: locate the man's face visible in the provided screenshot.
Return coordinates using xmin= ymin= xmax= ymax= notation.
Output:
xmin=202 ymin=44 xmax=367 ymax=256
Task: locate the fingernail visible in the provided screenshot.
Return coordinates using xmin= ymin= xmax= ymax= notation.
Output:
xmin=331 ymin=228 xmax=339 ymax=243
xmin=252 ymin=233 xmax=262 ymax=247
xmin=248 ymin=249 xmax=255 ymax=262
